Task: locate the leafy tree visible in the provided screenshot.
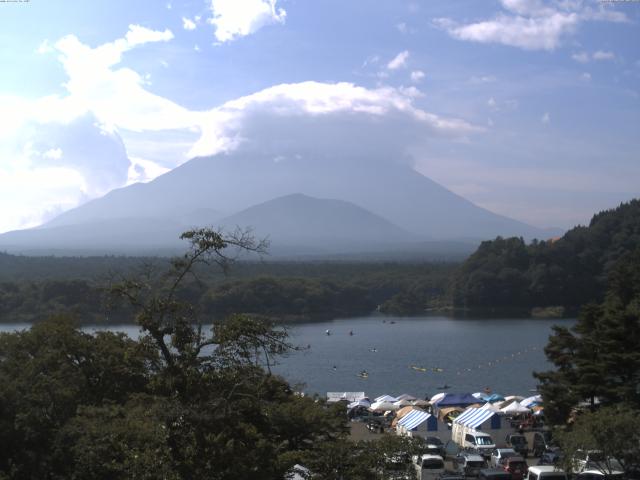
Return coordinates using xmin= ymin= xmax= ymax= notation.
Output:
xmin=556 ymin=406 xmax=640 ymax=476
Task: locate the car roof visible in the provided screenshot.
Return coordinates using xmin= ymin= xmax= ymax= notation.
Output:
xmin=578 ymin=471 xmax=624 ymax=476
xmin=528 ymin=466 xmax=566 ymax=474
xmin=460 ymin=453 xmax=485 ymax=461
xmin=496 ymin=448 xmax=517 ymax=454
xmin=506 ymin=456 xmax=525 ymax=462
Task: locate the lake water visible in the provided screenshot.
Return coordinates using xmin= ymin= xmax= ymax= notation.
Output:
xmin=0 ymin=315 xmax=573 ymax=399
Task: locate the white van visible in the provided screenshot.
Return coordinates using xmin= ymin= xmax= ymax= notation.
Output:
xmin=463 ymin=432 xmax=495 ymax=459
xmin=525 ymin=466 xmax=569 ymax=480
xmin=412 ymin=454 xmax=445 ymax=480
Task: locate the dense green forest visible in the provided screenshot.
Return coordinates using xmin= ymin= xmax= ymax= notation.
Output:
xmin=450 ymin=199 xmax=640 ymax=312
xmin=0 ymin=255 xmax=454 ymax=323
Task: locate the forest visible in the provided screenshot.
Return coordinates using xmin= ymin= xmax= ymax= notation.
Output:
xmin=1 ymin=199 xmax=639 ymax=323
xmin=449 ymin=199 xmax=640 ymax=312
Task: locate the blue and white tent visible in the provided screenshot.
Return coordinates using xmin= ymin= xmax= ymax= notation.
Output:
xmin=396 ymin=410 xmax=440 ymax=438
xmin=454 ymin=407 xmax=501 ymax=430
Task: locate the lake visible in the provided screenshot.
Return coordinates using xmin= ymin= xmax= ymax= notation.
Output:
xmin=0 ymin=314 xmax=573 ymax=399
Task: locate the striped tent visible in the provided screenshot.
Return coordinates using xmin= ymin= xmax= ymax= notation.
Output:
xmin=397 ymin=410 xmax=433 ymax=431
xmin=454 ymin=407 xmax=497 ymax=428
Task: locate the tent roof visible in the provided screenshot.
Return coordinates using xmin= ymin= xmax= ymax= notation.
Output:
xmin=327 ymin=392 xmax=366 ymax=403
xmin=520 ymin=394 xmax=542 ymax=407
xmin=347 ymin=399 xmax=371 ymax=409
xmin=434 ymin=393 xmax=479 ymax=407
xmin=375 ymin=394 xmax=398 ymax=403
xmin=454 ymin=407 xmax=497 ymax=428
xmin=370 ymin=400 xmax=398 ymax=411
xmin=500 ymin=402 xmax=530 ymax=414
xmin=396 ymin=394 xmax=417 ymax=401
xmin=430 ymin=392 xmax=447 ymax=403
xmin=397 ymin=410 xmax=432 ymax=430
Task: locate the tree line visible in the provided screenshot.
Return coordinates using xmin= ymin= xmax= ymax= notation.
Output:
xmin=449 ymin=199 xmax=640 ymax=312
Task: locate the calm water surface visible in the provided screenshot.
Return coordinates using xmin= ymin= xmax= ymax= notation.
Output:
xmin=0 ymin=315 xmax=573 ymax=399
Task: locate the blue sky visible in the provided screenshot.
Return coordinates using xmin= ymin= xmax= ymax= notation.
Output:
xmin=0 ymin=0 xmax=638 ymax=233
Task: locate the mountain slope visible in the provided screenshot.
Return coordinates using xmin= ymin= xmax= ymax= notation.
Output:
xmin=42 ymin=151 xmax=555 ymax=241
xmin=216 ymin=193 xmax=415 ymax=251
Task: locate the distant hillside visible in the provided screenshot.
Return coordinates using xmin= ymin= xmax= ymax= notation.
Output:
xmin=449 ymin=199 xmax=640 ymax=311
xmin=217 ymin=193 xmax=415 ymax=251
xmin=0 ymin=151 xmax=560 ymax=256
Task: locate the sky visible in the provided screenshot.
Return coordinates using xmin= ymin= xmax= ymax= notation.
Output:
xmin=0 ymin=0 xmax=638 ymax=233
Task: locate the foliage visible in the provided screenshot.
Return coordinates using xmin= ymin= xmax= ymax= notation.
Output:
xmin=297 ymin=435 xmax=424 ymax=480
xmin=535 ymin=247 xmax=640 ymax=424
xmin=556 ymin=406 xmax=640 ymax=475
xmin=0 ymin=228 xmax=354 ymax=479
xmin=451 ymin=199 xmax=640 ymax=309
xmin=0 ymin=257 xmax=455 ymax=323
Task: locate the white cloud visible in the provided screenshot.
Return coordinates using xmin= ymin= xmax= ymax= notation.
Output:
xmin=572 ymin=51 xmax=589 ymax=63
xmin=387 ymin=50 xmax=409 ymax=70
xmin=397 ymin=22 xmax=408 ymax=34
xmin=572 ymin=49 xmax=615 ymax=62
xmin=593 ymin=50 xmax=615 ymax=61
xmin=189 ymin=81 xmax=480 ymax=159
xmin=125 ymin=24 xmax=173 ymax=46
xmin=36 ymin=40 xmax=53 ymax=54
xmin=469 ymin=75 xmax=497 ymax=83
xmin=208 ymin=0 xmax=286 ymax=43
xmin=182 ymin=17 xmax=197 ymax=30
xmin=487 ymin=97 xmax=497 ymax=109
xmin=43 ymin=147 xmax=63 ymax=159
xmin=435 ymin=0 xmax=627 ymax=51
xmin=541 ymin=112 xmax=550 ymax=124
xmin=410 ymin=70 xmax=425 ymax=83
xmin=581 ymin=72 xmax=592 ymax=81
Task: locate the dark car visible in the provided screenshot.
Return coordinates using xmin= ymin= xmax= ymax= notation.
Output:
xmin=479 ymin=468 xmax=513 ymax=480
xmin=537 ymin=449 xmax=563 ymax=466
xmin=505 ymin=434 xmax=529 ymax=458
xmin=502 ymin=457 xmax=528 ymax=480
xmin=424 ymin=436 xmax=446 ymax=457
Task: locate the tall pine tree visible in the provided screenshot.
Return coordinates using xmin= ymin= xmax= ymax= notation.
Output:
xmin=535 ymin=247 xmax=640 ymax=425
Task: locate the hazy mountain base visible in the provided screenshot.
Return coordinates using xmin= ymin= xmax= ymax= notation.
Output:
xmin=0 ymin=151 xmax=560 ymax=255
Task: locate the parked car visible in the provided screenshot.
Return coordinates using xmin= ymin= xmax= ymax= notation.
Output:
xmin=491 ymin=449 xmax=518 ymax=467
xmin=575 ymin=470 xmax=625 ymax=480
xmin=502 ymin=456 xmax=529 ymax=480
xmin=525 ymin=466 xmax=568 ymax=480
xmin=524 ymin=431 xmax=553 ymax=457
xmin=479 ymin=468 xmax=513 ymax=480
xmin=537 ymin=448 xmax=563 ymax=466
xmin=571 ymin=450 xmax=624 ymax=474
xmin=505 ymin=433 xmax=529 ymax=457
xmin=453 ymin=451 xmax=488 ymax=477
xmin=424 ymin=436 xmax=446 ymax=457
xmin=412 ymin=454 xmax=445 ymax=480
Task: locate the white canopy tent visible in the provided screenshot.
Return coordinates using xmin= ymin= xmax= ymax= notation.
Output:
xmin=500 ymin=402 xmax=531 ymax=414
xmin=370 ymin=400 xmax=399 ymax=412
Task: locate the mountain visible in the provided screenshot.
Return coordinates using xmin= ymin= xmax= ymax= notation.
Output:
xmin=0 ymin=152 xmax=560 ymax=255
xmin=216 ymin=193 xmax=414 ymax=252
